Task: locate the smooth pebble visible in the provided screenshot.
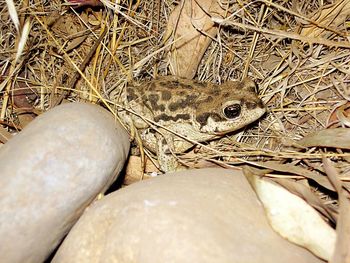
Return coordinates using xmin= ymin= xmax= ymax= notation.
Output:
xmin=53 ymin=168 xmax=323 ymax=263
xmin=0 ymin=103 xmax=129 ymax=263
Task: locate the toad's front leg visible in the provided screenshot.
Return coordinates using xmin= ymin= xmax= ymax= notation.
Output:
xmin=155 ymin=133 xmax=181 ymax=173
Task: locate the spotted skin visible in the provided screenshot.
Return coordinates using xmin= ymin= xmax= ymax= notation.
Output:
xmin=118 ymin=76 xmax=266 ymax=172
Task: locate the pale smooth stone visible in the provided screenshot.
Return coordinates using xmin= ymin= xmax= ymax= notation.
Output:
xmin=53 ymin=168 xmax=323 ymax=263
xmin=0 ymin=103 xmax=129 ymax=263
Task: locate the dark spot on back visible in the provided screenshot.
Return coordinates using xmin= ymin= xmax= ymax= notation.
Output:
xmin=142 ymin=97 xmax=148 ymax=105
xmin=168 ymin=94 xmax=197 ymax=111
xmin=148 ymin=94 xmax=159 ymax=107
xmin=196 ymin=112 xmax=223 ymax=126
xmin=164 ymin=81 xmax=180 ymax=88
xmin=209 ymin=88 xmax=221 ymax=96
xmin=204 ymin=96 xmax=213 ymax=103
xmin=161 ymin=90 xmax=172 ymax=101
xmin=193 ymin=80 xmax=207 ymax=88
xmin=147 ymin=94 xmax=165 ymax=111
xmin=148 ymin=82 xmax=157 ymax=91
xmin=154 ymin=113 xmax=191 ymax=122
xmin=176 ymin=90 xmax=186 ymax=96
xmin=126 ymin=87 xmax=138 ymax=101
xmin=181 ymin=84 xmax=193 ymax=89
xmin=159 ymin=81 xmax=169 ymax=86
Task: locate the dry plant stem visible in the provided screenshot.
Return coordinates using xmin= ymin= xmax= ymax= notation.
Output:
xmin=90 ymin=15 xmax=108 ymax=101
xmin=52 ymin=27 xmax=108 ymax=107
xmin=0 ymin=60 xmax=28 ymax=121
xmin=242 ymin=1 xmax=265 ymax=77
xmin=106 ymin=0 xmax=143 ymax=79
xmin=259 ymin=0 xmax=346 ymax=37
xmin=33 ymin=15 xmax=115 ymax=115
xmin=212 ymin=18 xmax=350 ymax=48
xmin=323 ymin=158 xmax=350 ymax=263
xmin=1 ymin=67 xmax=15 ymax=121
xmin=1 ymin=0 xmax=24 ymax=120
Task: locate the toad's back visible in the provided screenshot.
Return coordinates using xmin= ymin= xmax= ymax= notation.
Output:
xmin=123 ymin=76 xmax=265 ymax=136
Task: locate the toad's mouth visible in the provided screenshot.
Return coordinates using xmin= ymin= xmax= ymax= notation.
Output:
xmin=210 ymin=126 xmax=246 ymax=136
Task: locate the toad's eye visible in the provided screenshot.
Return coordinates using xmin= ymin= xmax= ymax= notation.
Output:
xmin=223 ymin=104 xmax=241 ymax=119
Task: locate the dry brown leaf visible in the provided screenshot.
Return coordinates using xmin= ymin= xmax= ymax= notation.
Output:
xmin=327 ymin=102 xmax=350 ymax=129
xmin=300 ymin=0 xmax=350 ymax=38
xmin=323 ymin=158 xmax=350 ymax=263
xmin=67 ymin=0 xmax=103 ymax=7
xmin=165 ymin=0 xmax=229 ymax=79
xmin=299 ymin=128 xmax=350 ymax=150
xmin=16 ymin=112 xmax=36 ymax=128
xmin=250 ymin=161 xmax=334 ymax=191
xmin=65 ymin=35 xmax=89 ymax=52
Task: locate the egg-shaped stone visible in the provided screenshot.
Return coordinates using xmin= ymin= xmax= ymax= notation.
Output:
xmin=52 ymin=168 xmax=323 ymax=263
xmin=0 ymin=102 xmax=129 ymax=263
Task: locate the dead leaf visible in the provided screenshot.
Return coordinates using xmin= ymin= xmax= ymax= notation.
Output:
xmin=300 ymin=0 xmax=350 ymax=39
xmin=16 ymin=111 xmax=36 ymax=128
xmin=299 ymin=128 xmax=350 ymax=150
xmin=323 ymin=158 xmax=350 ymax=263
xmin=65 ymin=35 xmax=89 ymax=52
xmin=244 ymin=167 xmax=336 ymax=261
xmin=165 ymin=0 xmax=229 ymax=79
xmin=273 ymin=178 xmax=338 ymax=223
xmin=250 ymin=161 xmax=334 ymax=191
xmin=67 ymin=0 xmax=103 ymax=7
xmin=328 ymin=102 xmax=350 ymax=128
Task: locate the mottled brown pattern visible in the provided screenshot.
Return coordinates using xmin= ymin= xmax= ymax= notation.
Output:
xmin=168 ymin=94 xmax=197 ymax=111
xmin=149 ymin=82 xmax=157 ymax=90
xmin=193 ymin=80 xmax=207 ymax=87
xmin=209 ymin=88 xmax=221 ymax=96
xmin=180 ymin=84 xmax=193 ymax=90
xmin=162 ymin=80 xmax=180 ymax=88
xmin=161 ymin=90 xmax=172 ymax=101
xmin=147 ymin=94 xmax=165 ymax=111
xmin=176 ymin=90 xmax=186 ymax=96
xmin=196 ymin=112 xmax=224 ymax=126
xmin=202 ymin=96 xmax=213 ymax=103
xmin=126 ymin=87 xmax=137 ymax=101
xmin=119 ymin=75 xmax=266 ymax=172
xmin=154 ymin=113 xmax=191 ymax=122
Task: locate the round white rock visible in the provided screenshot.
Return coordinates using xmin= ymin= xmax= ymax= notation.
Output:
xmin=53 ymin=168 xmax=323 ymax=263
xmin=0 ymin=103 xmax=129 ymax=263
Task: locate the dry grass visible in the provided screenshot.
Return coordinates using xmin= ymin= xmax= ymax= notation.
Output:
xmin=1 ymin=0 xmax=350 ymax=184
